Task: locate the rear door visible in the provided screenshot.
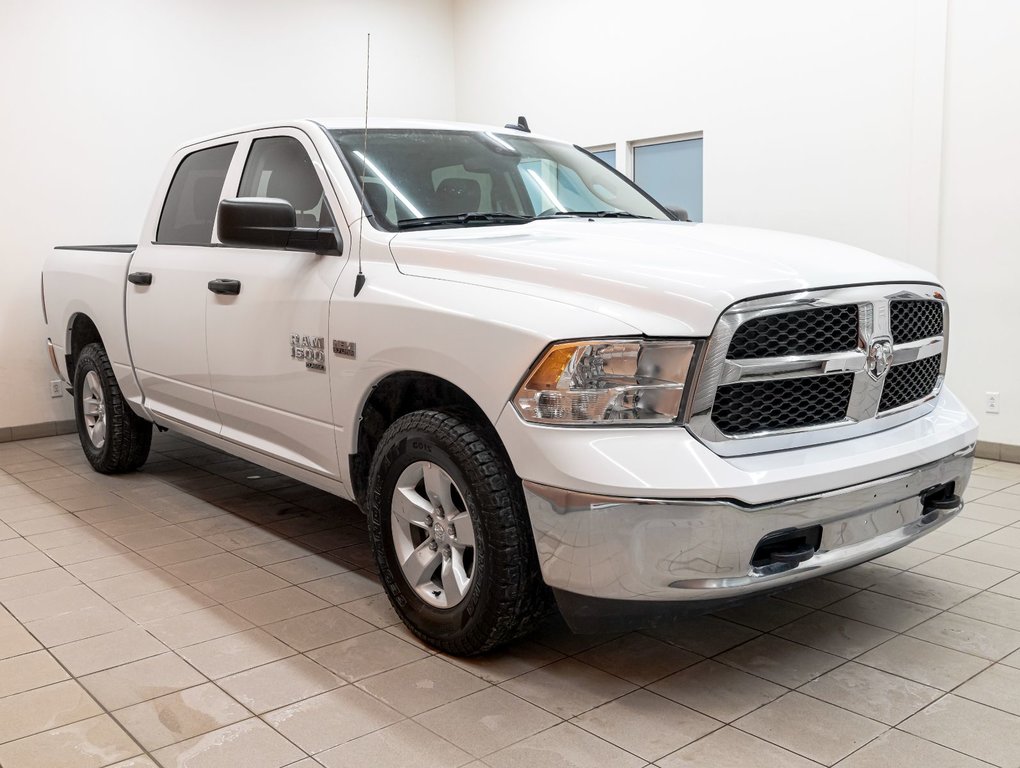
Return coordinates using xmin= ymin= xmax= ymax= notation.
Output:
xmin=126 ymin=141 xmax=237 ymax=431
xmin=203 ymin=129 xmax=349 ymax=478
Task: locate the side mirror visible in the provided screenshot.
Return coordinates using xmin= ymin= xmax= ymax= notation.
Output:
xmin=665 ymin=206 xmax=690 ymax=222
xmin=217 ymin=197 xmax=341 ymax=255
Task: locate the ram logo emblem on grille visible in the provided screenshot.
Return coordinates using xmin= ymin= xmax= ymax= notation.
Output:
xmin=867 ymin=339 xmax=894 ymax=380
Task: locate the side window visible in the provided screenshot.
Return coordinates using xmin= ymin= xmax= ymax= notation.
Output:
xmin=156 ymin=143 xmax=236 ymax=244
xmin=238 ymin=136 xmax=331 ymax=228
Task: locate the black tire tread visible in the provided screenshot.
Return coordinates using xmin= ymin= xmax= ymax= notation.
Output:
xmin=74 ymin=343 xmax=152 ymax=474
xmin=367 ymin=408 xmax=550 ymax=655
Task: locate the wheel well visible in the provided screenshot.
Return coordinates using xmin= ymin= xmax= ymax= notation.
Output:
xmin=66 ymin=314 xmax=103 ymax=385
xmin=350 ymin=372 xmax=495 ymax=511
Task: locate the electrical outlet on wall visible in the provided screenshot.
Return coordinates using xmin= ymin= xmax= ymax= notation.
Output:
xmin=986 ymin=391 xmax=1000 ymax=414
xmin=49 ymin=380 xmax=63 ymax=398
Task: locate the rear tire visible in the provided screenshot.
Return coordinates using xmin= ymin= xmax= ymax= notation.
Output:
xmin=367 ymin=408 xmax=548 ymax=655
xmin=73 ymin=342 xmax=152 ymax=473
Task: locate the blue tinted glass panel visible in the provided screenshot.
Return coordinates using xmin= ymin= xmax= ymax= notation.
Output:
xmin=592 ymin=148 xmax=616 ymax=168
xmin=633 ymin=138 xmax=703 ymax=222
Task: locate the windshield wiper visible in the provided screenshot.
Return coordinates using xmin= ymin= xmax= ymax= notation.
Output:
xmin=536 ymin=210 xmax=653 ymax=219
xmin=397 ymin=212 xmax=534 ymax=230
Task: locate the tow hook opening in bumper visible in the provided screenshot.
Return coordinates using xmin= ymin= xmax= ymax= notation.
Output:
xmin=920 ymin=481 xmax=960 ymax=525
xmin=750 ymin=525 xmax=822 ymax=575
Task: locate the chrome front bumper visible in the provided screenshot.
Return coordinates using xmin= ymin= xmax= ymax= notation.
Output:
xmin=524 ymin=445 xmax=974 ymax=604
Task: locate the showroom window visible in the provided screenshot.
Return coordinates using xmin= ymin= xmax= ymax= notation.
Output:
xmin=590 ymin=147 xmax=617 ymax=168
xmin=155 ymin=143 xmax=236 ymax=244
xmin=239 ymin=136 xmax=331 ymax=228
xmin=632 ymin=135 xmax=703 ymax=222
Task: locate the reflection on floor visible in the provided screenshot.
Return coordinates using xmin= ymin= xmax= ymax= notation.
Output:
xmin=0 ymin=431 xmax=1018 ymax=767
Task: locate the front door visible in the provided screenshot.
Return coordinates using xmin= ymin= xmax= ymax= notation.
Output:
xmin=126 ymin=141 xmax=237 ymax=432
xmin=203 ymin=130 xmax=348 ymax=479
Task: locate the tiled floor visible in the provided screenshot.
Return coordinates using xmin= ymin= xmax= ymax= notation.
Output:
xmin=0 ymin=433 xmax=1018 ymax=768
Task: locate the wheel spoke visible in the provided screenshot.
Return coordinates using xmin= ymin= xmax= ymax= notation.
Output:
xmin=83 ymin=398 xmax=100 ymax=417
xmin=448 ymin=510 xmax=475 ymax=548
xmin=402 ymin=541 xmax=442 ymax=587
xmin=422 ymin=463 xmax=456 ymax=513
xmin=391 ymin=486 xmax=433 ymax=530
xmin=441 ymin=550 xmax=470 ymax=603
xmin=91 ymin=418 xmax=106 ymax=447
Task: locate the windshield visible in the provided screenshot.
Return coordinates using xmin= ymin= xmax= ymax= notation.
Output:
xmin=329 ymin=129 xmax=671 ymax=230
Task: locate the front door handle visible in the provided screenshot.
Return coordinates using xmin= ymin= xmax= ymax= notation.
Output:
xmin=208 ymin=278 xmax=241 ymax=296
xmin=127 ymin=272 xmax=152 ymax=286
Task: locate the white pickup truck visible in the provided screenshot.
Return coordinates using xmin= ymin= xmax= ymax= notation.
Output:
xmin=42 ymin=118 xmax=978 ymax=654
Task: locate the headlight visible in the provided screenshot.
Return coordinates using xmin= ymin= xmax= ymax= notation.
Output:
xmin=513 ymin=339 xmax=699 ymax=425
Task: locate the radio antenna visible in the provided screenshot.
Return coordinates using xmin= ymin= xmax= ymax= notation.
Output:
xmin=354 ymin=32 xmax=371 ymax=297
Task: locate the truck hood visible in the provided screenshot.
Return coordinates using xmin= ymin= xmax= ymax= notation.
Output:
xmin=389 ymin=219 xmax=939 ymax=336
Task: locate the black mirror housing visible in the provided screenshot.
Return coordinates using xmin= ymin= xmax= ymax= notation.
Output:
xmin=217 ymin=197 xmax=341 ymax=255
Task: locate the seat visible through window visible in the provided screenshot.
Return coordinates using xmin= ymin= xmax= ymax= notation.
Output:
xmin=238 ymin=137 xmax=329 ymax=229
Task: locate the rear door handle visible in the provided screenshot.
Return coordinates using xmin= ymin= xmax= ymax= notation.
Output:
xmin=208 ymin=278 xmax=241 ymax=296
xmin=127 ymin=272 xmax=152 ymax=286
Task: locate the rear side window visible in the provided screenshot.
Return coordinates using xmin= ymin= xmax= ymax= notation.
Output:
xmin=238 ymin=137 xmax=331 ymax=228
xmin=156 ymin=143 xmax=236 ymax=244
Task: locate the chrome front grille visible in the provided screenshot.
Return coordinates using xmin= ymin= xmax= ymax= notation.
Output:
xmin=687 ymin=284 xmax=948 ymax=456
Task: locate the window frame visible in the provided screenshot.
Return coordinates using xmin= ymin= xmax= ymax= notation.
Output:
xmin=154 ymin=142 xmax=238 ymax=247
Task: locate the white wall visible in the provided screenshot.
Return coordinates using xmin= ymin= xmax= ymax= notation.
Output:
xmin=0 ymin=0 xmax=456 ymax=430
xmin=453 ymin=0 xmax=1017 ymax=444
xmin=939 ymin=0 xmax=1020 ymax=444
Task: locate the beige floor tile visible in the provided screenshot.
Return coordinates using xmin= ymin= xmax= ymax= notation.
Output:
xmin=0 ymin=679 xmax=102 ymax=743
xmin=799 ymin=661 xmax=941 ymax=725
xmin=115 ymin=524 xmax=195 ymax=551
xmin=772 ymin=612 xmax=896 ymax=659
xmin=0 ymin=714 xmax=140 ymax=768
xmin=151 ymin=718 xmax=304 ymax=768
xmin=906 ymin=611 xmax=1020 ymax=660
xmin=226 ymin=586 xmax=329 ymax=626
xmin=233 ymin=538 xmax=315 ymax=567
xmin=489 ymin=721 xmax=644 ymax=768
xmin=909 ymin=554 xmax=1015 ymax=590
xmin=714 ymin=596 xmax=813 ymax=631
xmin=219 ymin=655 xmax=343 ymax=713
xmin=307 ymin=629 xmax=429 ymax=682
xmin=954 ymin=663 xmax=1020 ymax=715
xmin=835 ymin=728 xmax=989 ymax=768
xmin=414 ymin=686 xmax=560 ymax=758
xmin=1001 ymin=649 xmax=1020 ymax=669
xmin=264 ymin=686 xmax=402 ymax=754
xmin=529 ymin=620 xmax=623 ymax=656
xmin=65 ymin=552 xmax=158 ymax=582
xmin=145 ymin=605 xmax=254 ymax=649
xmin=4 ymin=583 xmax=105 ymax=623
xmin=824 ymin=562 xmax=899 ymax=589
xmin=317 ymin=718 xmax=475 ymax=768
xmin=575 ymin=633 xmax=701 ymax=686
xmin=263 ymin=606 xmax=374 ymax=652
xmin=107 ymin=758 xmax=160 ymax=768
xmin=179 ymin=628 xmax=293 ymax=679
xmin=0 ymin=537 xmax=41 ymax=558
xmin=974 ymin=490 xmax=1020 ymax=512
xmin=358 ymin=657 xmax=488 ymax=716
xmin=93 ymin=511 xmax=178 ymax=538
xmin=12 ymin=513 xmax=88 ymax=536
xmin=116 ymin=585 xmax=218 ymax=624
xmin=301 ymin=570 xmax=384 ymax=604
xmin=341 ymin=592 xmax=401 ymax=628
xmin=52 ymin=627 xmax=168 ymax=676
xmin=867 ymin=571 xmax=979 ymax=610
xmin=952 ymin=540 xmax=1020 ymax=570
xmin=141 ymin=538 xmax=224 ymax=567
xmin=265 ymin=552 xmax=353 ymax=584
xmin=649 ymin=659 xmax=786 ymax=722
xmin=164 ymin=552 xmax=256 ymax=583
xmin=192 ymin=568 xmax=289 ymax=603
xmin=825 ymin=590 xmax=940 ymax=632
xmin=0 ymin=622 xmax=42 ymax=659
xmin=900 ymin=529 xmax=971 ymax=554
xmin=45 ymin=537 xmax=131 ymax=566
xmin=951 ymin=591 xmax=1020 ymax=632
xmin=0 ymin=566 xmax=79 ymax=602
xmin=445 ymin=640 xmax=564 ymax=684
xmin=78 ymin=652 xmax=203 ymax=712
xmin=26 ymin=602 xmax=134 ymax=646
xmin=573 ymin=689 xmax=719 ymax=762
xmin=872 ymin=547 xmax=936 ymax=570
xmin=658 ymin=726 xmax=822 ymax=768
xmin=778 ymin=579 xmax=860 ymax=609
xmin=716 ymin=635 xmax=843 ymax=688
xmin=856 ymin=635 xmax=989 ymax=690
xmin=112 ymin=682 xmax=249 ymax=750
xmin=958 ymin=501 xmax=1020 ymax=525
xmin=0 ymin=551 xmax=56 ymax=579
xmin=901 ymin=694 xmax=1020 ymax=767
xmin=990 ymin=572 xmax=1020 ymax=599
xmin=734 ymin=691 xmax=885 ymax=766
xmin=0 ymin=650 xmax=69 ymax=697
xmin=984 ymin=525 xmax=1020 ymax=548
xmin=90 ymin=568 xmax=183 ymax=602
xmin=25 ymin=525 xmax=104 ymax=551
xmin=500 ymin=658 xmax=636 ymax=719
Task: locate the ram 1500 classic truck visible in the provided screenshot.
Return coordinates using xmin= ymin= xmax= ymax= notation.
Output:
xmin=41 ymin=118 xmax=978 ymax=655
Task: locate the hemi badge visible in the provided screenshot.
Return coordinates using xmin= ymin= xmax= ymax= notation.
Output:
xmin=333 ymin=340 xmax=356 ymax=359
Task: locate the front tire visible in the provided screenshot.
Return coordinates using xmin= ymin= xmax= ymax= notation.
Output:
xmin=73 ymin=342 xmax=152 ymax=473
xmin=367 ymin=409 xmax=548 ymax=655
